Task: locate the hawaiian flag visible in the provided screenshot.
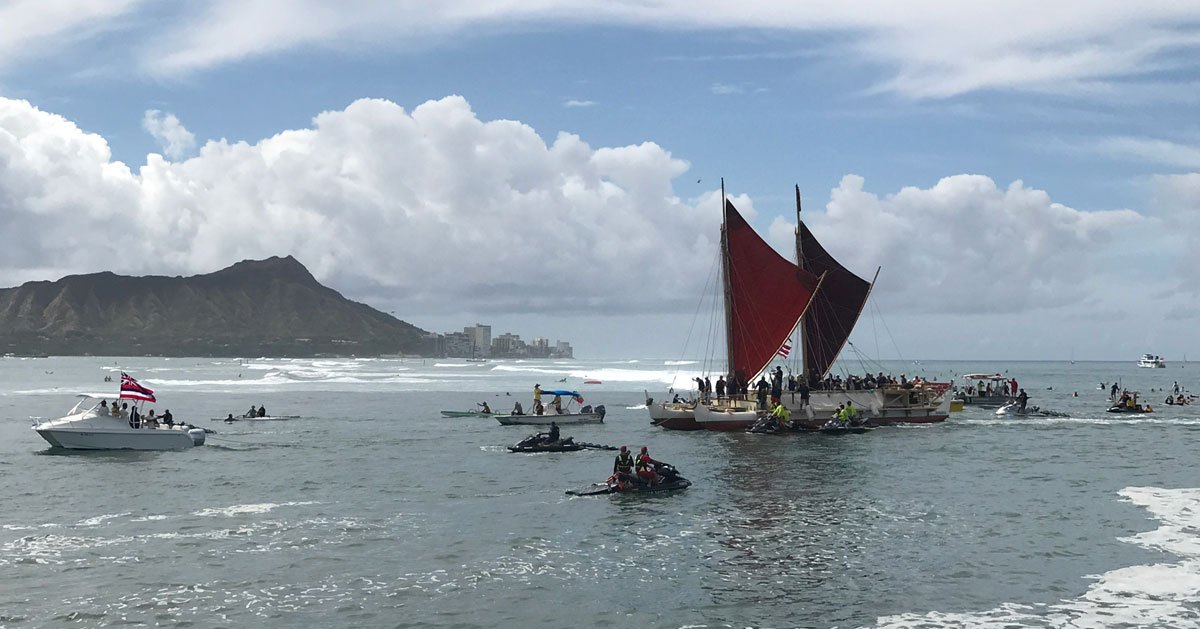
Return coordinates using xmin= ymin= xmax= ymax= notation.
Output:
xmin=776 ymin=341 xmax=792 ymax=359
xmin=119 ymin=372 xmax=156 ymax=402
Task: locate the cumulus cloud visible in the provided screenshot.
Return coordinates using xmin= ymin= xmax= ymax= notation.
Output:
xmin=0 ymin=95 xmax=718 ymax=317
xmin=0 ymin=94 xmax=1173 ymax=332
xmin=141 ymin=109 xmax=196 ymax=160
xmin=767 ymin=175 xmax=1143 ymax=315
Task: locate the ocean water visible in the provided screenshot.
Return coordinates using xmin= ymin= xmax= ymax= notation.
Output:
xmin=1 ymin=356 xmax=1199 ymax=627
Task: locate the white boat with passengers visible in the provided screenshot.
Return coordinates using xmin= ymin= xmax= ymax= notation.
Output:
xmin=33 ymin=395 xmax=206 ymax=450
xmin=494 ymin=389 xmax=605 ymax=425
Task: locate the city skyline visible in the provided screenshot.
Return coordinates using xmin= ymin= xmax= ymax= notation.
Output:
xmin=1 ymin=3 xmax=1199 ymax=360
xmin=437 ymin=323 xmax=574 ymax=359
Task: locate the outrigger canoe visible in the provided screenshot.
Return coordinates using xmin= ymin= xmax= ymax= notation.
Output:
xmin=440 ymin=409 xmax=491 ymax=418
xmin=210 ymin=414 xmax=300 ymax=422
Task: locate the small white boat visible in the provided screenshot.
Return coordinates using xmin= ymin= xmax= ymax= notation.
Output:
xmin=1137 ymin=354 xmax=1166 ymax=368
xmin=34 ymin=396 xmax=206 ymax=450
xmin=495 ymin=406 xmax=605 ymax=425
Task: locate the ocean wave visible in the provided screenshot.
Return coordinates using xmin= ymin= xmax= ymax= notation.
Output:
xmin=76 ymin=513 xmax=131 ymax=527
xmin=874 ymin=485 xmax=1200 ymax=628
xmin=488 ymin=364 xmax=694 ymax=385
xmin=663 ymin=360 xmax=698 ymax=366
xmin=192 ymin=501 xmax=319 ymax=518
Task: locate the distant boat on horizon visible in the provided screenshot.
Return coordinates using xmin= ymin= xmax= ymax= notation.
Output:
xmin=1137 ymin=353 xmax=1166 ymax=368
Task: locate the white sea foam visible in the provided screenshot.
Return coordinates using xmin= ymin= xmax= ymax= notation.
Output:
xmin=875 ymin=486 xmax=1200 ymax=628
xmin=663 ymin=360 xmax=698 ymax=366
xmin=192 ymin=501 xmax=319 ymax=518
xmin=76 ymin=513 xmax=130 ymax=527
xmin=489 ymin=364 xmax=696 ymax=385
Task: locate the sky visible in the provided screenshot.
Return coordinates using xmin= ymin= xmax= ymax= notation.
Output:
xmin=2 ymin=1 xmax=1200 ymax=361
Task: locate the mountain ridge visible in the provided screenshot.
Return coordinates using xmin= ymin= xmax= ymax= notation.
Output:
xmin=0 ymin=256 xmax=432 ymax=357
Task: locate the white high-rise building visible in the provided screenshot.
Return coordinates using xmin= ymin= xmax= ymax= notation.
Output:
xmin=465 ymin=324 xmax=491 ymax=357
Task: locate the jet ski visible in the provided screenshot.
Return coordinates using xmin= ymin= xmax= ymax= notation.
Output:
xmin=566 ymin=462 xmax=691 ymax=496
xmin=746 ymin=416 xmax=796 ymax=434
xmin=818 ymin=418 xmax=871 ymax=434
xmin=995 ymin=401 xmax=1070 ymax=418
xmin=507 ymin=433 xmax=617 ymax=453
xmin=1106 ymin=404 xmax=1153 ymax=414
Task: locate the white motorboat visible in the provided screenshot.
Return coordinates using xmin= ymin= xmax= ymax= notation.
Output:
xmin=34 ymin=396 xmax=206 ymax=450
xmin=1137 ymin=354 xmax=1166 ymax=368
xmin=495 ymin=405 xmax=605 ymax=425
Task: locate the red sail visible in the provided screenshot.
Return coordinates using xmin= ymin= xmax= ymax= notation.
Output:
xmin=723 ymin=200 xmax=822 ymax=388
xmin=798 ymin=221 xmax=871 ymax=380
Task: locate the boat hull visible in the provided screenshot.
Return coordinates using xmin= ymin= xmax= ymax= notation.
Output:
xmin=694 ymin=403 xmax=761 ymax=431
xmin=36 ymin=427 xmax=202 ymax=450
xmin=495 ymin=413 xmax=603 ymax=425
xmin=566 ymin=478 xmax=692 ymax=496
xmin=439 ymin=410 xmax=489 ymax=418
xmin=647 ymin=402 xmax=702 ymax=430
xmin=654 ymin=415 xmax=704 ymax=431
xmin=783 ymin=387 xmax=950 ymax=428
xmin=508 ymin=443 xmax=585 ymax=453
xmin=210 ymin=415 xmax=299 ymax=421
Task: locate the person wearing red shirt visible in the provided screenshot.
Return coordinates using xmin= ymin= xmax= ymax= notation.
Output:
xmin=636 ymin=446 xmax=658 ymax=485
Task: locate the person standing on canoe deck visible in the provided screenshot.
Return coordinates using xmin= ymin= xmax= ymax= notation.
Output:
xmin=755 ymin=377 xmax=770 ymax=410
xmin=715 ymin=375 xmax=727 ymax=400
xmin=770 ymin=367 xmax=783 ymax=405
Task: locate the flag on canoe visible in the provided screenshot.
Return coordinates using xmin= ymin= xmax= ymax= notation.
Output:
xmin=776 ymin=341 xmax=792 ymax=359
